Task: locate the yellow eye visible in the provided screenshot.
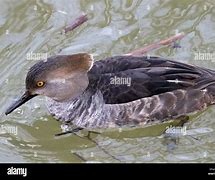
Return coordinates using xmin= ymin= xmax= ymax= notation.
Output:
xmin=36 ymin=81 xmax=45 ymax=87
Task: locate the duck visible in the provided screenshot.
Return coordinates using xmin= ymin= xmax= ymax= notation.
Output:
xmin=5 ymin=53 xmax=215 ymax=130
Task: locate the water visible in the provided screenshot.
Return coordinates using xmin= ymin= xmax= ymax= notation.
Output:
xmin=0 ymin=0 xmax=215 ymax=162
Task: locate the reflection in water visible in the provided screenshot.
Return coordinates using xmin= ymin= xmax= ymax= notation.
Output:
xmin=0 ymin=0 xmax=215 ymax=162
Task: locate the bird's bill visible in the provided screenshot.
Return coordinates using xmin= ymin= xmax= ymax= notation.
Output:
xmin=5 ymin=91 xmax=37 ymax=115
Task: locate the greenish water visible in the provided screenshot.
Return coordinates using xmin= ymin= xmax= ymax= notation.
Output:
xmin=0 ymin=0 xmax=215 ymax=162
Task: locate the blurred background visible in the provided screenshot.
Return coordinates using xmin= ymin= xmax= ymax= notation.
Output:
xmin=0 ymin=0 xmax=215 ymax=162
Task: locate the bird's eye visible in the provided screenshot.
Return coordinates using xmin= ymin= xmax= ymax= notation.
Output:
xmin=36 ymin=81 xmax=45 ymax=87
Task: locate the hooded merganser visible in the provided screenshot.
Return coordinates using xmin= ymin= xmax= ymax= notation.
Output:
xmin=5 ymin=53 xmax=215 ymax=129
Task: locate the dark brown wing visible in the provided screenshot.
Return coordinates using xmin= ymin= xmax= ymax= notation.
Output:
xmin=88 ymin=56 xmax=215 ymax=104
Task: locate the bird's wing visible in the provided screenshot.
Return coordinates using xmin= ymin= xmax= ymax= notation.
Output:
xmin=88 ymin=56 xmax=214 ymax=104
